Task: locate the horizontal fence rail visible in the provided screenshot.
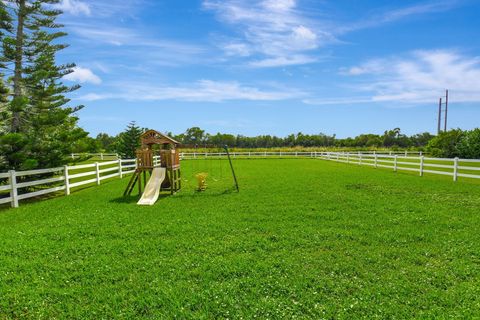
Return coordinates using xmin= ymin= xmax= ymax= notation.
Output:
xmin=316 ymin=152 xmax=480 ymax=181
xmin=180 ymin=151 xmax=422 ymax=159
xmin=0 ymin=159 xmax=137 ymax=208
xmin=70 ymin=153 xmax=119 ymax=160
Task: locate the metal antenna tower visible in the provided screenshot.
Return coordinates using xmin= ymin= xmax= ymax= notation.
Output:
xmin=437 ymin=89 xmax=449 ymax=134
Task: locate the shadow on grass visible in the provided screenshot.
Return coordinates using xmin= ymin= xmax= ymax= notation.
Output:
xmin=175 ymin=188 xmax=238 ymax=198
xmin=109 ymin=193 xmax=171 ymax=204
xmin=109 ymin=187 xmax=238 ymax=205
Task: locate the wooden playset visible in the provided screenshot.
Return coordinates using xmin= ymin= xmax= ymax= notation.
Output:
xmin=123 ymin=130 xmax=181 ymax=197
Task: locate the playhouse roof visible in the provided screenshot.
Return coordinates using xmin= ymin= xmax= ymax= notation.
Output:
xmin=140 ymin=130 xmax=180 ymax=147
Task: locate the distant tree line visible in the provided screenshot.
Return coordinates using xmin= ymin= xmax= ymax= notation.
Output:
xmin=87 ymin=126 xmax=434 ymax=152
xmin=80 ymin=124 xmax=479 ymax=159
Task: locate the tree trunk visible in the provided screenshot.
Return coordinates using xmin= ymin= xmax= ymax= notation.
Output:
xmin=11 ymin=0 xmax=25 ymax=133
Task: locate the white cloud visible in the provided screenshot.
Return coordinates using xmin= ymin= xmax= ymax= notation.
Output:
xmin=313 ymin=50 xmax=480 ymax=106
xmin=55 ymin=0 xmax=91 ymax=16
xmin=222 ymin=43 xmax=252 ymax=57
xmin=262 ymin=0 xmax=296 ymax=12
xmin=64 ymin=66 xmax=102 ymax=84
xmin=77 ymin=80 xmax=304 ymax=102
xmin=204 ymin=0 xmax=325 ymax=67
xmin=204 ymin=0 xmax=462 ymax=68
xmin=339 ymin=1 xmax=461 ymax=34
xmin=249 ymin=55 xmax=317 ymax=68
xmin=339 ymin=60 xmax=386 ymax=75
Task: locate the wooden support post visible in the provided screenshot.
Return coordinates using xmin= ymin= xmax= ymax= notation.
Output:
xmin=374 ymin=154 xmax=378 ymax=168
xmin=64 ymin=165 xmax=70 ymax=195
xmin=9 ymin=170 xmax=18 ymax=208
xmin=394 ymin=155 xmax=398 ymax=172
xmin=138 ymin=171 xmax=142 ymax=195
xmin=100 ymin=153 xmax=104 ymax=160
xmin=178 ymin=169 xmax=182 ymax=190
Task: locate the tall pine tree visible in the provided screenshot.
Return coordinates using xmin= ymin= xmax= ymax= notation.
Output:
xmin=117 ymin=121 xmax=144 ymax=159
xmin=0 ymin=0 xmax=85 ymax=170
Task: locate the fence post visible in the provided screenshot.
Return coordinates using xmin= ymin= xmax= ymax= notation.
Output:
xmin=100 ymin=153 xmax=104 ymax=160
xmin=419 ymin=156 xmax=424 ymax=176
xmin=359 ymin=152 xmax=362 ymax=165
xmin=9 ymin=170 xmax=18 ymax=208
xmin=453 ymin=157 xmax=459 ymax=181
xmin=394 ymin=155 xmax=398 ymax=172
xmin=419 ymin=151 xmax=423 ymax=156
xmin=118 ymin=159 xmax=123 ymax=179
xmin=64 ymin=165 xmax=70 ymax=195
xmin=71 ymin=153 xmax=75 ymax=160
xmin=404 ymin=150 xmax=408 ymax=157
xmin=95 ymin=162 xmax=100 ymax=185
xmin=374 ymin=154 xmax=378 ymax=168
xmin=347 ymin=153 xmax=350 ymax=163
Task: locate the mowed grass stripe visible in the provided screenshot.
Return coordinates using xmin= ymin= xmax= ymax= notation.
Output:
xmin=0 ymin=159 xmax=479 ymax=319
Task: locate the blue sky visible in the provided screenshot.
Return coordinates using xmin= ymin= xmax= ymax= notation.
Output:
xmin=57 ymin=0 xmax=480 ymax=138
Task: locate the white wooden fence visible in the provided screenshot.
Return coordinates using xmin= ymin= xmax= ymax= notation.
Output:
xmin=316 ymin=152 xmax=480 ymax=181
xmin=180 ymin=150 xmax=422 ymax=159
xmin=0 ymin=159 xmax=136 ymax=208
xmin=2 ymin=151 xmax=478 ymax=209
xmin=180 ymin=151 xmax=480 ymax=181
xmin=70 ymin=153 xmax=119 ymax=160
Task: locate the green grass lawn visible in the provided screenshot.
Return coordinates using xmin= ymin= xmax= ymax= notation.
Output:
xmin=1 ymin=159 xmax=480 ymax=319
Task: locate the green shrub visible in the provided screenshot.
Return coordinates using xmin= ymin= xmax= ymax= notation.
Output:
xmin=457 ymin=128 xmax=480 ymax=159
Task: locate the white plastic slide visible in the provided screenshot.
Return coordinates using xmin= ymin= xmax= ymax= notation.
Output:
xmin=137 ymin=167 xmax=166 ymax=205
